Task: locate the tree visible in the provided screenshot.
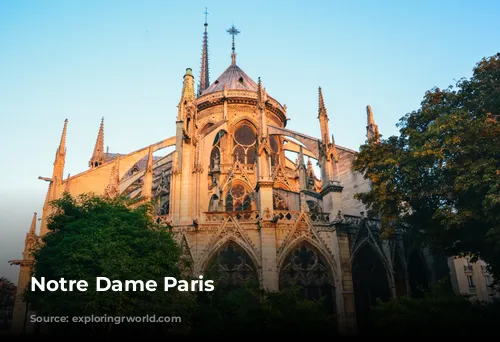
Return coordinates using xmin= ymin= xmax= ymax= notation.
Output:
xmin=191 ymin=284 xmax=337 ymax=337
xmin=0 ymin=277 xmax=16 ymax=310
xmin=352 ymin=54 xmax=500 ymax=281
xmin=365 ymin=282 xmax=500 ymax=336
xmin=25 ymin=193 xmax=195 ymax=336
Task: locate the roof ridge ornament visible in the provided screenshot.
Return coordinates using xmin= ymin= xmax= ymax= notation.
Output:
xmin=226 ymin=24 xmax=240 ymax=65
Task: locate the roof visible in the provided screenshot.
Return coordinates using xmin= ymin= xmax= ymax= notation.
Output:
xmin=202 ymin=62 xmax=258 ymax=95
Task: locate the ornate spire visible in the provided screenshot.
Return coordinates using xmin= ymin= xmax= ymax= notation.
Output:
xmin=227 ymin=24 xmax=240 ymax=65
xmin=57 ymin=119 xmax=68 ymax=156
xmin=197 ymin=8 xmax=210 ymax=97
xmin=317 ymin=87 xmax=330 ymax=144
xmin=104 ymin=154 xmax=120 ymax=198
xmin=52 ymin=119 xmax=68 ymax=186
xmin=366 ymin=105 xmax=380 ymax=143
xmin=89 ymin=117 xmax=104 ymax=168
xmin=64 ymin=173 xmax=71 ymax=192
xmin=29 ymin=212 xmax=37 ymax=235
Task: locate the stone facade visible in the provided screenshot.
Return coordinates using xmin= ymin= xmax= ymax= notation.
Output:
xmin=9 ymin=24 xmax=443 ymax=335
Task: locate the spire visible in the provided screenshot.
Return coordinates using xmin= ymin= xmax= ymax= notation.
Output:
xmin=58 ymin=119 xmax=68 ymax=156
xmin=52 ymin=119 xmax=68 ymax=185
xmin=141 ymin=146 xmax=153 ymax=199
xmin=104 ymin=154 xmax=120 ymax=198
xmin=257 ymin=77 xmax=268 ymax=137
xmin=89 ymin=117 xmax=105 ymax=168
xmin=366 ymin=105 xmax=380 ymax=143
xmin=64 ymin=173 xmax=71 ymax=192
xmin=197 ymin=8 xmax=210 ymax=97
xmin=227 ymin=24 xmax=240 ymax=65
xmin=317 ymin=87 xmax=330 ymax=144
xmin=29 ymin=212 xmax=37 ymax=235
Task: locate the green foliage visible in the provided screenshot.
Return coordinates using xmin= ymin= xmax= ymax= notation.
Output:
xmin=0 ymin=277 xmax=16 ymax=310
xmin=365 ymin=282 xmax=500 ymax=336
xmin=25 ymin=193 xmax=335 ymax=337
xmin=26 ymin=193 xmax=195 ymax=335
xmin=191 ymin=284 xmax=337 ymax=337
xmin=353 ymin=53 xmax=500 ymax=281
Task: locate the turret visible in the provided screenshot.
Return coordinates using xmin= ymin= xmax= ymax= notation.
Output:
xmin=366 ymin=105 xmax=380 ymax=143
xmin=318 ymin=87 xmax=330 ymax=145
xmin=89 ymin=117 xmax=104 ymax=168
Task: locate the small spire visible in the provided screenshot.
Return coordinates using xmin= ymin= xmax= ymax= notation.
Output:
xmin=65 ymin=173 xmax=71 ymax=192
xmin=298 ymin=145 xmax=305 ymax=168
xmin=317 ymin=87 xmax=330 ymax=144
xmin=90 ymin=117 xmax=105 ymax=168
xmin=198 ymin=8 xmax=210 ymax=96
xmin=29 ymin=212 xmax=37 ymax=235
xmin=318 ymin=87 xmax=327 ymax=118
xmin=227 ymin=24 xmax=240 ymax=65
xmin=58 ymin=119 xmax=68 ymax=155
xmin=366 ymin=105 xmax=380 ymax=143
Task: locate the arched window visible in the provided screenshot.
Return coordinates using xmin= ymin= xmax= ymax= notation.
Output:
xmin=273 ymin=192 xmax=288 ymax=210
xmin=352 ymin=243 xmax=391 ymax=329
xmin=270 ymin=135 xmax=280 ymax=166
xmin=233 ymin=123 xmax=257 ymax=164
xmin=206 ymin=240 xmax=258 ymax=288
xmin=225 ymin=184 xmax=252 ymax=211
xmin=307 ymin=200 xmax=321 ymax=214
xmin=210 ymin=131 xmax=226 ymax=169
xmin=279 ymin=241 xmax=335 ymax=313
xmin=208 ymin=194 xmax=220 ymax=212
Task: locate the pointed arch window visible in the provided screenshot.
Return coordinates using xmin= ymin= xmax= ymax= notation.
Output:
xmin=279 ymin=241 xmax=335 ymax=312
xmin=270 ymin=135 xmax=281 ymax=167
xmin=307 ymin=200 xmax=321 ymax=214
xmin=225 ymin=184 xmax=252 ymax=212
xmin=210 ymin=131 xmax=226 ymax=170
xmin=233 ymin=123 xmax=257 ymax=164
xmin=273 ymin=192 xmax=288 ymax=210
xmin=206 ymin=241 xmax=258 ymax=288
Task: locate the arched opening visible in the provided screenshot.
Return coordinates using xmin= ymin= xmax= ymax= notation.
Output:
xmin=407 ymin=250 xmax=429 ymax=298
xmin=307 ymin=200 xmax=321 ymax=214
xmin=393 ymin=248 xmax=407 ymax=297
xmin=232 ymin=123 xmax=257 ymax=164
xmin=208 ymin=194 xmax=220 ymax=212
xmin=205 ymin=240 xmax=259 ymax=289
xmin=269 ymin=134 xmax=281 ymax=167
xmin=352 ymin=243 xmax=391 ymax=331
xmin=279 ymin=241 xmax=335 ymax=314
xmin=273 ymin=192 xmax=288 ymax=210
xmin=225 ymin=184 xmax=253 ymax=212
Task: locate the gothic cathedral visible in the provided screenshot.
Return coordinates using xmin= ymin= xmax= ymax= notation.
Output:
xmin=10 ymin=19 xmax=445 ymax=334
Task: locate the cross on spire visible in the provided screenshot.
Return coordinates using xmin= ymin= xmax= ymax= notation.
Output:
xmin=204 ymin=7 xmax=208 ymax=26
xmin=227 ymin=24 xmax=240 ymax=54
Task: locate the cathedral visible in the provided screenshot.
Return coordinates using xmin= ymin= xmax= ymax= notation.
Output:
xmin=9 ymin=19 xmax=446 ymax=334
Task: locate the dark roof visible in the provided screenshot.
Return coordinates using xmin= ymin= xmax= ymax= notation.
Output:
xmin=202 ymin=63 xmax=258 ymax=95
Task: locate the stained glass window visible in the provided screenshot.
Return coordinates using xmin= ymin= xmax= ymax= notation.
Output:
xmin=206 ymin=241 xmax=258 ymax=288
xmin=279 ymin=242 xmax=335 ymax=312
xmin=225 ymin=185 xmax=253 ymax=211
xmin=232 ymin=124 xmax=257 ymax=164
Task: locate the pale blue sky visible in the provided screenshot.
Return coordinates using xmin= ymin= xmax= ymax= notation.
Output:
xmin=1 ymin=0 xmax=499 ymax=283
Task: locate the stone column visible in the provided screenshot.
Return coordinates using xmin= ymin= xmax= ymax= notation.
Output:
xmin=259 ymin=221 xmax=279 ymax=291
xmin=336 ymin=225 xmax=357 ymax=334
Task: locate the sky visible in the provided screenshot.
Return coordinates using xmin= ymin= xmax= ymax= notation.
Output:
xmin=1 ymin=0 xmax=499 ymax=284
